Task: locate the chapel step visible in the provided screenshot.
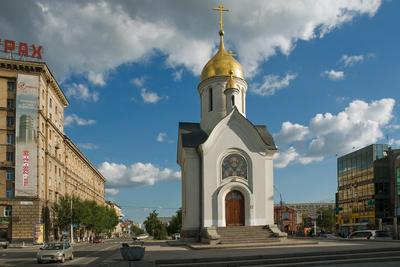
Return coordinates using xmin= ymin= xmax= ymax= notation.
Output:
xmin=217 ymin=225 xmax=276 ymax=244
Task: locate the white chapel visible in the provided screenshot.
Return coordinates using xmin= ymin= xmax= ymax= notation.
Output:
xmin=177 ymin=6 xmax=284 ymax=243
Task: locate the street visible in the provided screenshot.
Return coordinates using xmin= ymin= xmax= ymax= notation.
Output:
xmin=2 ymin=238 xmax=400 ymax=267
xmin=0 ymin=239 xmax=126 ymax=267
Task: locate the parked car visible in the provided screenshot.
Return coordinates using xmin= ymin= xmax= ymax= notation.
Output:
xmin=0 ymin=238 xmax=9 ymax=249
xmin=347 ymin=230 xmax=392 ymax=240
xmin=133 ymin=234 xmax=148 ymax=241
xmin=171 ymin=233 xmax=181 ymax=240
xmin=37 ymin=242 xmax=74 ymax=264
xmin=93 ymin=236 xmax=103 ymax=243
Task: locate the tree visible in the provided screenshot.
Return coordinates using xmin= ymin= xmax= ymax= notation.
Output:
xmin=317 ymin=208 xmax=336 ymax=232
xmin=153 ymin=223 xmax=168 ymax=240
xmin=143 ymin=210 xmax=161 ymax=236
xmin=131 ymin=224 xmax=144 ymax=236
xmin=52 ymin=196 xmax=119 ymax=238
xmin=167 ymin=208 xmax=182 ymax=235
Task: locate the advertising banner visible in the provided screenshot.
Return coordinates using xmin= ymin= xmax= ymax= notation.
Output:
xmin=15 ymin=74 xmax=38 ymax=197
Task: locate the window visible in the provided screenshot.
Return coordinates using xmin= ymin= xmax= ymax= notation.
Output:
xmin=231 ymin=95 xmax=235 ymax=106
xmin=7 ymin=99 xmax=15 ymax=109
xmin=6 ymin=188 xmax=14 ymax=198
xmin=4 ymin=206 xmax=12 ymax=217
xmin=7 ymin=134 xmax=14 ymax=145
xmin=208 ymin=88 xmax=213 ymax=112
xmin=6 ymin=152 xmax=13 ymax=162
xmin=49 ymin=98 xmax=52 ymax=108
xmin=7 ymin=81 xmax=15 ymax=91
xmin=222 ymin=153 xmax=248 ymax=179
xmin=6 ymin=169 xmax=14 ymax=181
xmin=6 ymin=116 xmax=14 ymax=127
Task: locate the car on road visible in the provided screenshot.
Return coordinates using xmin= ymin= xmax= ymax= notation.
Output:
xmin=132 ymin=234 xmax=148 ymax=241
xmin=0 ymin=238 xmax=9 ymax=249
xmin=347 ymin=230 xmax=392 ymax=240
xmin=93 ymin=236 xmax=103 ymax=243
xmin=171 ymin=233 xmax=181 ymax=240
xmin=36 ymin=242 xmax=74 ymax=264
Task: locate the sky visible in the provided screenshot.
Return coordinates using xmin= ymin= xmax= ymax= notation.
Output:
xmin=1 ymin=0 xmax=400 ymax=223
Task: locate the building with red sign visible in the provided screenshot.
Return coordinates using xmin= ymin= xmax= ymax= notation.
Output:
xmin=0 ymin=56 xmax=105 ymax=243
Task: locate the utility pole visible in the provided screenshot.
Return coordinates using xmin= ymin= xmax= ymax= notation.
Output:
xmin=70 ymin=197 xmax=74 ymax=244
xmin=274 ymin=186 xmax=283 ymax=231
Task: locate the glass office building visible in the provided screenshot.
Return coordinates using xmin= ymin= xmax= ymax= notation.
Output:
xmin=336 ymin=144 xmax=390 ymax=229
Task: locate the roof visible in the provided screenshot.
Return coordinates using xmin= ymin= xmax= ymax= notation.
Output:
xmin=178 ymin=120 xmax=276 ymax=150
xmin=178 ymin=122 xmax=208 ymax=148
xmin=254 ymin=125 xmax=276 ymax=149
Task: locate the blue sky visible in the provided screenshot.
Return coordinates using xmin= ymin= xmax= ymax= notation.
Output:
xmin=2 ymin=1 xmax=400 ymax=223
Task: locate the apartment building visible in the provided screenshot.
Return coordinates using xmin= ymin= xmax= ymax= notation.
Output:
xmin=0 ymin=58 xmax=105 ymax=243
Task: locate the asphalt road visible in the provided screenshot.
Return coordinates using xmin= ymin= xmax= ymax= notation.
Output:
xmin=0 ymin=239 xmax=127 ymax=267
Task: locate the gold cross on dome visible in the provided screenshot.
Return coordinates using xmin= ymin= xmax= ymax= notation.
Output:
xmin=213 ymin=4 xmax=229 ymax=32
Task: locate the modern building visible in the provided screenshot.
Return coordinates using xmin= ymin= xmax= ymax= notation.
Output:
xmin=336 ymin=144 xmax=391 ymax=234
xmin=0 ymin=57 xmax=105 ymax=243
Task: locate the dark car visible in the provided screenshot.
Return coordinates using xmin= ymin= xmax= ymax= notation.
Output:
xmin=93 ymin=236 xmax=103 ymax=243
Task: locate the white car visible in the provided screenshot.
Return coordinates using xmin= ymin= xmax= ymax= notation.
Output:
xmin=172 ymin=233 xmax=181 ymax=240
xmin=133 ymin=234 xmax=148 ymax=241
xmin=347 ymin=230 xmax=392 ymax=240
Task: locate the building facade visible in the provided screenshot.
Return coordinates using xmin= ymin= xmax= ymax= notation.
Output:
xmin=274 ymin=206 xmax=298 ymax=234
xmin=177 ymin=9 xmax=278 ymax=242
xmin=336 ymin=144 xmax=390 ymax=233
xmin=0 ymin=58 xmax=105 ymax=243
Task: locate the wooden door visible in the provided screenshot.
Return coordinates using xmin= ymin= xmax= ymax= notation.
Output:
xmin=225 ymin=190 xmax=244 ymax=226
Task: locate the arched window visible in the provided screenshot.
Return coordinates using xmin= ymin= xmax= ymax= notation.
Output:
xmin=222 ymin=153 xmax=247 ymax=179
xmin=209 ymin=88 xmax=213 ymax=111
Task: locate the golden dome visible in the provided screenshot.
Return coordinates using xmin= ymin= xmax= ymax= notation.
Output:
xmin=201 ymin=31 xmax=244 ymax=82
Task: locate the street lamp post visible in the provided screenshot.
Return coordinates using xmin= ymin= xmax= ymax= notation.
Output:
xmin=274 ymin=186 xmax=283 ymax=231
xmin=70 ymin=197 xmax=74 ymax=244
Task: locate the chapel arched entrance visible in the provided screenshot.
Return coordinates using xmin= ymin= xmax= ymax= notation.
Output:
xmin=225 ymin=190 xmax=244 ymax=226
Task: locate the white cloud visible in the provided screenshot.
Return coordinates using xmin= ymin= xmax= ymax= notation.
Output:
xmin=340 ymin=53 xmax=375 ymax=67
xmin=140 ymin=88 xmax=164 ymax=103
xmin=99 ymin=162 xmax=181 ymax=190
xmin=105 ymin=188 xmax=120 ymax=195
xmin=78 ymin=143 xmax=99 ymax=150
xmin=88 ymin=71 xmax=106 ymax=86
xmin=387 ymin=124 xmax=400 ymax=130
xmin=64 ymin=114 xmax=96 ymax=127
xmin=273 ymin=147 xmax=299 ymax=168
xmin=322 ymin=70 xmax=345 ymax=81
xmin=130 ymin=76 xmax=147 ymax=88
xmin=156 ymin=132 xmax=167 ymax=142
xmin=173 ymin=69 xmax=184 ymax=81
xmin=274 ymin=122 xmax=309 ymax=146
xmin=0 ymin=1 xmax=382 ymax=84
xmin=389 ymin=138 xmax=400 ymax=147
xmin=252 ymin=73 xmax=297 ymax=96
xmin=65 ymin=83 xmax=99 ymax=102
xmin=274 ymin=98 xmax=395 ymax=168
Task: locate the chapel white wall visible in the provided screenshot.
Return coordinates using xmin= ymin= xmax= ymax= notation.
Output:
xmin=181 ymin=148 xmax=201 ymax=231
xmin=200 ymin=118 xmax=274 ymax=227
